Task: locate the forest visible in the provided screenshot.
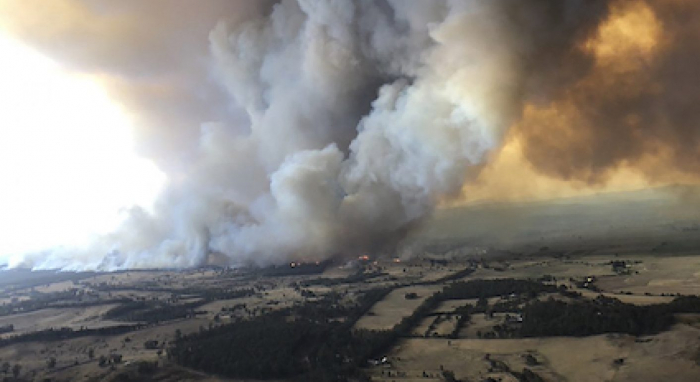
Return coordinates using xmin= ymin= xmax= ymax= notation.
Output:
xmin=169 ymin=287 xmax=396 ymax=381
xmin=520 ymin=295 xmax=700 ymax=337
xmin=165 ymin=279 xmax=700 ymax=380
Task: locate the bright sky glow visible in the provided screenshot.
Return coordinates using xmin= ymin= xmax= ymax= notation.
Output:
xmin=0 ymin=36 xmax=166 ymax=262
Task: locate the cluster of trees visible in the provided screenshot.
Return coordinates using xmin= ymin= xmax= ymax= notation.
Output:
xmin=449 ymin=306 xmax=472 ymax=339
xmin=0 ymin=361 xmax=22 ymax=379
xmin=0 ymin=290 xmax=122 ymax=318
xmin=98 ymin=353 xmax=123 ymax=367
xmin=90 ymin=283 xmax=174 ymax=293
xmin=169 ymin=288 xmax=397 ymax=381
xmin=440 ymin=279 xmax=557 ymax=300
xmin=415 ymin=348 xmax=544 ymax=381
xmin=0 ymin=325 xmax=142 ymax=349
xmin=144 ymin=340 xmax=160 ymax=350
xmin=520 ymin=295 xmax=700 ymax=337
xmin=199 ymin=288 xmax=254 ymax=301
xmin=169 ymin=315 xmax=391 ymax=381
xmin=257 ymin=261 xmax=330 ymax=277
xmin=0 ymin=325 xmax=13 ymax=335
xmin=103 ymin=301 xmax=152 ymax=319
xmin=425 ymin=267 xmax=475 ymax=285
xmin=298 ymin=271 xmax=386 ymax=288
xmin=287 ymin=288 xmax=392 ymax=324
xmin=103 ymin=300 xmax=207 ymax=324
xmin=220 ymin=303 xmax=247 ymax=313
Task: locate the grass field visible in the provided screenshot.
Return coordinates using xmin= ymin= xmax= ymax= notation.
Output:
xmin=355 ymin=285 xmax=442 ymax=330
xmin=372 ymin=324 xmax=700 ymax=382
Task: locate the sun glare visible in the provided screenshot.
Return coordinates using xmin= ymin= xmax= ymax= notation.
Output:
xmin=0 ymin=36 xmax=166 ymax=263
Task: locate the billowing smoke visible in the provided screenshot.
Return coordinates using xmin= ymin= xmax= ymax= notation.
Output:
xmin=74 ymin=0 xmax=564 ymax=269
xmin=513 ymin=0 xmax=700 ymax=184
xmin=16 ymin=0 xmax=614 ymax=269
xmin=15 ymin=0 xmax=695 ymax=270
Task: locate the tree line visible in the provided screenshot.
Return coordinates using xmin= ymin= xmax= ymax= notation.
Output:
xmin=520 ymin=295 xmax=700 ymax=337
xmin=0 ymin=325 xmax=143 ymax=349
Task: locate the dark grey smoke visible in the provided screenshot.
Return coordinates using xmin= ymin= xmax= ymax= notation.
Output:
xmin=516 ymin=0 xmax=700 ymax=183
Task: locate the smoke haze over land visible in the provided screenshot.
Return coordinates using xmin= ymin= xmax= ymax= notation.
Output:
xmin=0 ymin=0 xmax=699 ymax=270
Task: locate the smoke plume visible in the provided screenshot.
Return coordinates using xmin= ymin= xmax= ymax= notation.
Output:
xmin=6 ymin=0 xmax=698 ymax=269
xmin=514 ymin=0 xmax=700 ymax=183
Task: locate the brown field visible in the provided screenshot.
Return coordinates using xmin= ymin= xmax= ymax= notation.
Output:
xmin=594 ymin=255 xmax=700 ymax=296
xmin=0 ymin=304 xmax=125 ymax=336
xmin=457 ymin=312 xmax=516 ymax=339
xmin=355 ymin=285 xmax=442 ymax=330
xmin=413 ymin=315 xmax=458 ymax=337
xmin=372 ymin=324 xmax=700 ymax=382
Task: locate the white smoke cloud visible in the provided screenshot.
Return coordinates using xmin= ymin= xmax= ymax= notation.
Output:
xmin=17 ymin=0 xmax=604 ymax=270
